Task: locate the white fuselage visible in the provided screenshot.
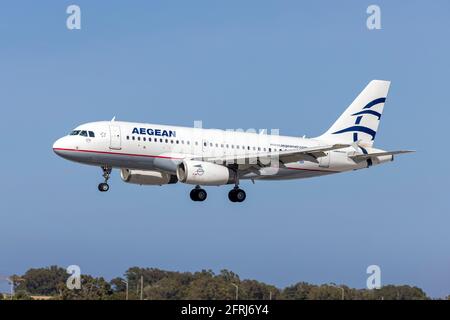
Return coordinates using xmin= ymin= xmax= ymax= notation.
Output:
xmin=53 ymin=120 xmax=386 ymax=182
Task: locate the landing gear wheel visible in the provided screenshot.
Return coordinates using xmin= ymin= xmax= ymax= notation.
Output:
xmin=235 ymin=189 xmax=246 ymax=202
xmin=190 ymin=187 xmax=207 ymax=202
xmin=228 ymin=188 xmax=246 ymax=202
xmin=228 ymin=171 xmax=245 ymax=202
xmin=228 ymin=189 xmax=237 ymax=202
xmin=190 ymin=189 xmax=198 ymax=201
xmin=98 ymin=183 xmax=109 ymax=192
xmin=196 ymin=189 xmax=207 ymax=201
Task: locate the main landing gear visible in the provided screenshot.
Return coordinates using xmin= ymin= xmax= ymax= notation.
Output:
xmin=190 ymin=185 xmax=207 ymax=202
xmin=98 ymin=166 xmax=111 ymax=192
xmin=228 ymin=172 xmax=246 ymax=203
xmin=188 ymin=186 xmax=246 ymax=202
xmin=228 ymin=187 xmax=246 ymax=203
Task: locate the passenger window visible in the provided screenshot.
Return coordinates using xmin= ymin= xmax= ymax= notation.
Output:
xmin=80 ymin=131 xmax=88 ymax=137
xmin=88 ymin=131 xmax=95 ymax=138
xmin=132 ymin=136 xmax=135 ymax=140
xmin=160 ymin=138 xmax=163 ymax=142
xmin=138 ymin=137 xmax=141 ymax=141
xmin=143 ymin=137 xmax=146 ymax=141
xmin=149 ymin=137 xmax=152 ymax=142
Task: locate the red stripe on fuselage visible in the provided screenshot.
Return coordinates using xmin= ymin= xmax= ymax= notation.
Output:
xmin=52 ymin=148 xmax=182 ymax=160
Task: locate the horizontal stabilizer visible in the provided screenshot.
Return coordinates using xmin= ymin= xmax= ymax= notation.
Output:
xmin=349 ymin=150 xmax=415 ymax=162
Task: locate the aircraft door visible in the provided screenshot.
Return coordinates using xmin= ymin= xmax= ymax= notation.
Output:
xmin=109 ymin=125 xmax=122 ymax=150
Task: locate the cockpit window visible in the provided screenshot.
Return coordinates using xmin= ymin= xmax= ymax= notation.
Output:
xmin=69 ymin=130 xmax=93 ymax=137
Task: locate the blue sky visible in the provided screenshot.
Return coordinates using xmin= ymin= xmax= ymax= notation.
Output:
xmin=0 ymin=1 xmax=449 ymax=297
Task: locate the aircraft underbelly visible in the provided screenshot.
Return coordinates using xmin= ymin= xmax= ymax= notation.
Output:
xmin=65 ymin=149 xmax=340 ymax=180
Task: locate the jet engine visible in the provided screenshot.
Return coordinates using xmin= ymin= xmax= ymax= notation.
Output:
xmin=120 ymin=169 xmax=177 ymax=185
xmin=176 ymin=160 xmax=235 ymax=186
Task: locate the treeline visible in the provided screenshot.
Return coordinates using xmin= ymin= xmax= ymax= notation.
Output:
xmin=0 ymin=266 xmax=437 ymax=300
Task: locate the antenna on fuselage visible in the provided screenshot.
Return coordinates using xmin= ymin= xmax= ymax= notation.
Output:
xmin=111 ymin=116 xmax=116 ymax=122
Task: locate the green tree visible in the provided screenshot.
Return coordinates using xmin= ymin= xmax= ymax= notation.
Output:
xmin=110 ymin=277 xmax=126 ymax=292
xmin=306 ymin=285 xmax=343 ymax=300
xmin=12 ymin=290 xmax=32 ymax=300
xmin=240 ymin=280 xmax=280 ymax=300
xmin=144 ymin=276 xmax=187 ymax=300
xmin=15 ymin=266 xmax=67 ymax=296
xmin=6 ymin=265 xmax=432 ymax=300
xmin=282 ymin=282 xmax=315 ymax=300
xmin=369 ymin=285 xmax=428 ymax=300
xmin=58 ymin=275 xmax=112 ymax=300
xmin=184 ymin=270 xmax=235 ymax=300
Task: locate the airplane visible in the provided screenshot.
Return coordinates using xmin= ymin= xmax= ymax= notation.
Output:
xmin=53 ymin=80 xmax=413 ymax=202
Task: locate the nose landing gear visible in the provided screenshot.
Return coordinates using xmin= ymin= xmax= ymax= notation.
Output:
xmin=98 ymin=166 xmax=112 ymax=192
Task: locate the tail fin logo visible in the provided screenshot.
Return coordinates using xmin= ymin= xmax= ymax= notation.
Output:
xmin=332 ymin=97 xmax=386 ymax=142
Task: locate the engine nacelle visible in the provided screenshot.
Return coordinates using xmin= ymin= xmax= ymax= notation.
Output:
xmin=120 ymin=169 xmax=177 ymax=185
xmin=176 ymin=160 xmax=235 ymax=186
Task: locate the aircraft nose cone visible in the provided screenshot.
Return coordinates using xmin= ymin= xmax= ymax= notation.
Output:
xmin=52 ymin=137 xmax=65 ymax=156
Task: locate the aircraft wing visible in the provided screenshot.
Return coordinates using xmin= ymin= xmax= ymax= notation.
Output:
xmin=194 ymin=144 xmax=350 ymax=166
xmin=349 ymin=150 xmax=415 ymax=162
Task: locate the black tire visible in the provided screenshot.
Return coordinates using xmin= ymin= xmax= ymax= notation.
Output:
xmin=196 ymin=189 xmax=207 ymax=201
xmin=98 ymin=183 xmax=109 ymax=192
xmin=190 ymin=189 xmax=198 ymax=201
xmin=228 ymin=189 xmax=237 ymax=202
xmin=235 ymin=189 xmax=246 ymax=202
